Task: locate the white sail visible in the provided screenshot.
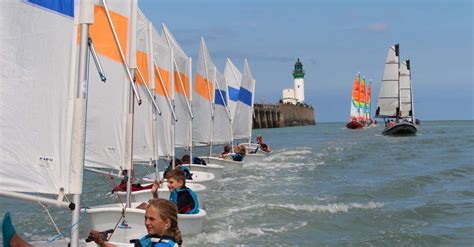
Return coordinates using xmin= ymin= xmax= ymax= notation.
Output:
xmin=132 ymin=10 xmax=156 ymax=163
xmin=162 ymin=23 xmax=193 ymax=149
xmin=0 ymin=0 xmax=81 ymax=195
xmin=376 ymin=44 xmax=400 ymax=118
xmin=152 ymin=27 xmax=174 ymax=157
xmin=233 ymin=59 xmax=256 ymax=140
xmin=193 ymin=38 xmax=216 ymax=145
xmin=84 ymin=0 xmax=135 ymax=171
xmin=212 ymin=68 xmax=232 ymax=145
xmin=399 ymin=60 xmax=413 ymax=119
xmin=224 ymin=58 xmax=242 ymax=119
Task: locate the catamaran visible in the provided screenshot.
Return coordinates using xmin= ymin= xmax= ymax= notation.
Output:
xmin=376 ymin=44 xmax=417 ymax=136
xmin=346 ymin=73 xmax=365 ymax=129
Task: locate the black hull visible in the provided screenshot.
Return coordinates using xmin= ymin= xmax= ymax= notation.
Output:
xmin=382 ymin=122 xmax=417 ymax=136
xmin=346 ymin=121 xmax=364 ymax=129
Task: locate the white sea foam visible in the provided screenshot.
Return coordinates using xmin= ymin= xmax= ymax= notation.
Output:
xmin=187 ymin=221 xmax=308 ymax=244
xmin=267 ymin=202 xmax=384 ymax=214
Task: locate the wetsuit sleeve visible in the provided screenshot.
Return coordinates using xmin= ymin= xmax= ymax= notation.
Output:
xmin=177 ymin=190 xmax=195 ymax=214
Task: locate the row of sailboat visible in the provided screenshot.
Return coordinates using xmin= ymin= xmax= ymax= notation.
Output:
xmin=346 ymin=44 xmax=418 ymax=136
xmin=0 ymin=0 xmax=268 ymax=246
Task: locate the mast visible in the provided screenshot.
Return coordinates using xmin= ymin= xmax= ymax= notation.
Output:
xmin=69 ymin=1 xmax=94 ymax=245
xmin=407 ymin=60 xmax=415 ymax=122
xmin=395 ymin=43 xmax=401 ymax=120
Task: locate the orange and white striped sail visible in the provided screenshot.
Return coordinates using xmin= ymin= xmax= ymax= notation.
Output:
xmin=85 ymin=0 xmax=136 ymax=171
xmin=359 ymin=76 xmax=366 ymax=121
xmin=132 ymin=9 xmax=158 ymax=163
xmin=193 ymin=38 xmax=216 ymax=145
xmin=152 ymin=26 xmax=173 ymax=157
xmin=162 ymin=23 xmax=193 ymax=149
xmin=349 ymin=73 xmax=361 ymax=121
xmin=365 ymin=80 xmax=372 ymax=121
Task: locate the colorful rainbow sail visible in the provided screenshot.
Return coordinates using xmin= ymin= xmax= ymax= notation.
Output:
xmin=359 ymin=76 xmax=366 ymax=122
xmin=350 ymin=73 xmax=361 ymax=121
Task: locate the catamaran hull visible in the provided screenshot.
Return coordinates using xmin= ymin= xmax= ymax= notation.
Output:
xmin=143 ymin=171 xmax=215 ymax=190
xmin=83 ymin=203 xmax=206 ymax=242
xmin=200 ymin=156 xmax=244 ymax=171
xmin=116 ymin=182 xmax=207 ymax=209
xmin=346 ymin=121 xmax=364 ymax=129
xmin=382 ymin=122 xmax=417 ymax=136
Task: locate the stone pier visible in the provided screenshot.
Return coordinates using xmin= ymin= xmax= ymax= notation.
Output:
xmin=253 ymin=103 xmax=315 ymax=129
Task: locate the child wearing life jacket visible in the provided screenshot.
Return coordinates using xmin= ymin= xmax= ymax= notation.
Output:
xmin=256 ymin=135 xmax=272 ymax=153
xmin=152 ymin=169 xmax=199 ymax=214
xmin=89 ymin=198 xmax=183 ymax=247
xmin=163 ymin=158 xmax=193 ymax=180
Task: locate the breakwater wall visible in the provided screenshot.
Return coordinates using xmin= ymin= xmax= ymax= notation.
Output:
xmin=253 ymin=103 xmax=316 ymax=129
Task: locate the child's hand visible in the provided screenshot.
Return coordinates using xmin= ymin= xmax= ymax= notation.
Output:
xmin=151 ymin=180 xmax=161 ymax=198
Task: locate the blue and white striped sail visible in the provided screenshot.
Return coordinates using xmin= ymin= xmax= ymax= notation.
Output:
xmin=0 ymin=0 xmax=82 ymax=195
xmin=233 ymin=59 xmax=256 ymax=141
xmin=213 ymin=67 xmax=232 ymax=145
xmin=224 ymin=58 xmax=242 ymax=119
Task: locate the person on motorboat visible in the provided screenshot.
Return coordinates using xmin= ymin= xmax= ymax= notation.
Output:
xmin=152 ymin=169 xmax=199 ymax=214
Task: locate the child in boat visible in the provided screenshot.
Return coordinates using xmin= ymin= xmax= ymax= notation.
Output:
xmin=220 ymin=145 xmax=232 ymax=158
xmin=3 ymin=205 xmax=184 ymax=247
xmin=113 ymin=170 xmax=153 ymax=192
xmin=224 ymin=144 xmax=246 ymax=161
xmin=182 ymin=154 xmax=207 ymax=166
xmin=153 ymin=169 xmax=199 ymax=214
xmin=256 ymin=135 xmax=272 ymax=153
xmin=163 ymin=158 xmax=193 ymax=180
xmin=89 ymin=198 xmax=183 ymax=247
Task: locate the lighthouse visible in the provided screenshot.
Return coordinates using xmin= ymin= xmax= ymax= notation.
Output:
xmin=293 ymin=58 xmax=305 ymax=103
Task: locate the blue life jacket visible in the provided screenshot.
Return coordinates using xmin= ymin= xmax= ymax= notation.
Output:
xmin=231 ymin=153 xmax=244 ymax=161
xmin=134 ymin=234 xmax=177 ymax=247
xmin=169 ymin=186 xmax=199 ymax=214
xmin=180 ymin=166 xmax=193 ymax=180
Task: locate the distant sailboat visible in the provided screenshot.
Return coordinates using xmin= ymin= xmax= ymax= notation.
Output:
xmin=346 ymin=73 xmax=364 ymax=129
xmin=376 ymin=44 xmax=417 ymax=136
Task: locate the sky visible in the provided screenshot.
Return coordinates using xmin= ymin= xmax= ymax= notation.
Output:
xmin=139 ymin=0 xmax=473 ymax=122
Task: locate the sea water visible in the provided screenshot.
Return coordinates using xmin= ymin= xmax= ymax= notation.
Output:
xmin=1 ymin=121 xmax=473 ymax=246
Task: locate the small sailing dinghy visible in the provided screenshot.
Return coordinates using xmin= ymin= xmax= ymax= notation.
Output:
xmin=376 ymin=44 xmax=417 ymax=136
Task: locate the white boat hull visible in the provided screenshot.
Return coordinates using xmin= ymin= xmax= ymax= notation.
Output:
xmin=83 ymin=203 xmax=206 ymax=242
xmin=143 ymin=171 xmax=215 ymax=190
xmin=240 ymin=142 xmax=272 ymax=155
xmin=184 ymin=163 xmax=225 ymax=179
xmin=199 ymin=156 xmax=243 ymax=171
xmin=115 ymin=182 xmax=207 ymax=209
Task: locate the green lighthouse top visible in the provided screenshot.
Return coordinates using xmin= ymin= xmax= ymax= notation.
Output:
xmin=293 ymin=58 xmax=305 ymax=79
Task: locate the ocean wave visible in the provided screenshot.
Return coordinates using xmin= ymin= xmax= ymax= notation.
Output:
xmin=187 ymin=221 xmax=307 ymax=245
xmin=268 ymin=202 xmax=384 ymax=214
